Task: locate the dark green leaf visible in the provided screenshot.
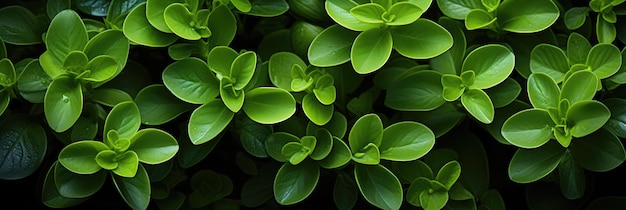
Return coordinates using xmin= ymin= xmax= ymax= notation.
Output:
xmin=570 ymin=129 xmax=626 ymax=172
xmin=0 ymin=6 xmax=45 ymax=45
xmin=354 ymin=164 xmax=403 ymax=210
xmin=0 ymin=115 xmax=47 ymax=180
xmin=112 ymin=165 xmax=151 ymax=210
xmin=508 ymin=141 xmax=565 ymax=183
xmin=135 ymin=84 xmax=194 ymax=125
xmin=274 ymin=160 xmax=320 ymax=205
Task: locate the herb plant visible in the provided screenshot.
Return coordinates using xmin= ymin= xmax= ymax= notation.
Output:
xmin=1 ymin=0 xmax=626 ymax=210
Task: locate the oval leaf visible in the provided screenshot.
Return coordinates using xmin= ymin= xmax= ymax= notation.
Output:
xmin=379 ymin=121 xmax=435 ymax=161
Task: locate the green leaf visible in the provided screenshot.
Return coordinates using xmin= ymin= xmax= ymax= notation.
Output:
xmin=53 ymin=162 xmax=106 ymax=198
xmin=129 ymin=128 xmax=178 ymax=164
xmin=406 ymin=177 xmax=430 ymax=207
xmin=208 ymin=46 xmax=239 ymax=77
xmin=313 ymin=75 xmax=336 ymax=105
xmin=508 ymin=141 xmax=565 ymax=183
xmin=435 ymin=0 xmax=485 ymax=20
xmin=325 ymin=0 xmax=381 ymax=31
xmin=207 ymin=4 xmax=237 ymax=46
xmin=501 ymin=109 xmax=555 ymax=149
xmin=587 ymin=43 xmax=622 ymax=79
xmin=379 ymin=121 xmax=435 ymax=161
xmin=104 ymin=101 xmax=141 ymax=140
xmin=243 ymin=87 xmax=296 ymax=124
xmin=58 ymin=141 xmax=109 ymax=174
xmin=465 ymin=9 xmax=496 ymax=30
xmin=385 ymin=70 xmax=445 ymax=111
xmin=354 ymin=164 xmax=403 ymax=210
xmin=320 ymin=137 xmax=352 ymax=169
xmin=164 ymin=3 xmax=202 ymax=40
xmin=429 ymin=17 xmax=467 ymax=75
xmin=232 ymin=0 xmax=253 ymax=12
xmin=145 ymin=0 xmax=180 ymax=33
xmin=596 ymin=15 xmax=616 ymax=43
xmin=83 ymin=29 xmax=130 ymax=73
xmin=570 ymin=129 xmax=625 ymax=172
xmin=567 ymin=32 xmax=592 ymax=65
xmin=527 ymin=72 xmax=560 ymax=109
xmin=333 ymin=171 xmax=358 ymax=210
xmin=604 ymin=98 xmax=626 ymax=138
xmin=231 ymin=51 xmax=257 ymax=89
xmin=558 ymin=150 xmax=586 ymax=200
xmin=220 ymin=78 xmax=245 ymax=112
xmin=436 ymin=160 xmax=461 ymax=190
xmin=462 ymin=44 xmax=515 ymax=89
xmin=162 ymin=57 xmax=219 ymax=104
xmin=274 ymin=160 xmax=320 ymax=205
xmin=349 ymin=113 xmax=383 ymax=152
xmin=269 ymin=52 xmax=306 ymax=91
xmin=46 ymin=10 xmax=88 ymax=61
xmin=485 ymin=78 xmax=521 ymax=108
xmin=302 ymin=93 xmax=334 ymax=126
xmin=349 ymin=3 xmax=385 ymax=24
xmin=386 ymin=2 xmax=423 ymax=25
xmin=236 ymin=115 xmax=273 ymax=158
xmin=351 ymin=28 xmax=393 ymax=74
xmin=391 ymin=19 xmax=453 ymax=59
xmin=461 ymin=88 xmax=494 ymax=124
xmin=90 ymin=88 xmax=133 ymax=107
xmin=135 ymin=84 xmax=195 ymax=125
xmin=83 ymin=55 xmax=119 ymax=82
xmin=420 ymin=181 xmax=449 ymax=210
xmin=560 ymin=71 xmax=598 ymax=105
xmin=0 ymin=58 xmax=15 ymax=87
xmin=352 ymin=142 xmax=381 ymax=165
xmin=112 ymin=165 xmax=151 ymax=210
xmin=530 ymin=44 xmax=570 ymax=83
xmin=496 ymin=0 xmax=560 ymax=33
xmin=308 ymin=25 xmax=358 ymax=67
xmin=0 ymin=116 xmax=47 ymax=180
xmin=564 ymin=7 xmax=590 ymax=30
xmin=245 ymin=0 xmax=290 ymax=17
xmin=566 ymin=100 xmax=610 ymax=138
xmin=44 ymin=76 xmax=83 ymax=132
xmin=481 ymin=189 xmax=506 ymax=210
xmin=17 ymin=59 xmax=51 ymax=103
xmin=123 ymin=3 xmax=178 ymax=47
xmin=110 ymin=150 xmax=139 ymax=177
xmin=0 ymin=6 xmax=45 ymax=45
xmin=188 ymin=99 xmax=234 ymax=145
xmin=442 ymin=74 xmax=464 ymax=101
xmin=266 ymin=132 xmax=300 ymax=162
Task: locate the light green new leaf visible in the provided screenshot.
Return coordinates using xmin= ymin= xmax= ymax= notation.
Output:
xmin=441 ymin=74 xmax=464 ymax=101
xmin=508 ymin=141 xmax=566 ymax=183
xmin=274 ymin=160 xmax=320 ymax=205
xmin=162 ymin=57 xmax=219 ymax=104
xmin=379 ymin=122 xmax=435 ymax=161
xmin=386 ymin=2 xmax=423 ymax=26
xmin=570 ymin=129 xmax=626 ymax=172
xmin=44 ymin=76 xmax=83 ymax=132
xmin=391 ymin=19 xmax=453 ymax=59
xmin=497 ymin=0 xmax=560 ymax=33
xmin=461 ymin=89 xmax=494 ymax=124
xmin=587 ymin=43 xmax=622 ymax=79
xmin=208 ymin=46 xmax=239 ymax=77
xmin=462 ymin=44 xmax=515 ymax=89
xmin=419 ymin=181 xmax=449 ymax=210
xmin=58 ymin=141 xmax=109 ymax=174
xmin=164 ymin=3 xmax=202 ymax=40
xmin=349 ymin=113 xmax=383 ymax=151
xmin=220 ymin=78 xmax=245 ymax=112
xmin=352 ymin=143 xmax=380 ymax=165
xmin=351 ymin=28 xmax=393 ymax=74
xmin=83 ymin=55 xmax=119 ymax=83
xmin=501 ymin=109 xmax=555 ymax=148
xmin=560 ymin=71 xmax=598 ymax=105
xmin=465 ymin=9 xmax=496 ymax=30
xmin=385 ymin=70 xmax=446 ymax=111
xmin=527 ymin=72 xmax=560 ymax=109
xmin=123 ymin=3 xmax=178 ymax=47
xmin=303 ymin=93 xmax=334 ymax=126
xmin=188 ymin=99 xmax=234 ymax=145
xmin=109 ymin=151 xmax=139 ymax=177
xmin=231 ymin=51 xmax=257 ymax=90
xmin=435 ymin=0 xmax=484 ymax=20
xmin=567 ymin=32 xmax=592 ymax=65
xmin=349 ymin=3 xmax=385 ymax=24
xmin=104 ymin=101 xmax=141 ymax=140
xmin=566 ymin=100 xmax=610 ymax=138
xmin=146 ymin=0 xmax=181 ymax=33
xmin=436 ymin=160 xmax=461 ymax=190
xmin=243 ymin=87 xmax=296 ymax=124
xmin=308 ymin=25 xmax=359 ymax=67
xmin=530 ymin=44 xmax=570 ymax=83
xmin=313 ymin=74 xmax=336 ymax=105
xmin=354 ymin=164 xmax=402 ymax=210
xmin=129 ymin=128 xmax=179 ymax=164
xmin=325 ymin=0 xmax=381 ymax=31
xmin=266 ymin=132 xmax=300 ymax=162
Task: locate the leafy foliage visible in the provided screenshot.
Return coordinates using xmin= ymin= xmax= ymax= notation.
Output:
xmin=1 ymin=0 xmax=626 ymax=210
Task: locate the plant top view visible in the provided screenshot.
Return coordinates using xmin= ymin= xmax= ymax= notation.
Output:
xmin=1 ymin=0 xmax=626 ymax=209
